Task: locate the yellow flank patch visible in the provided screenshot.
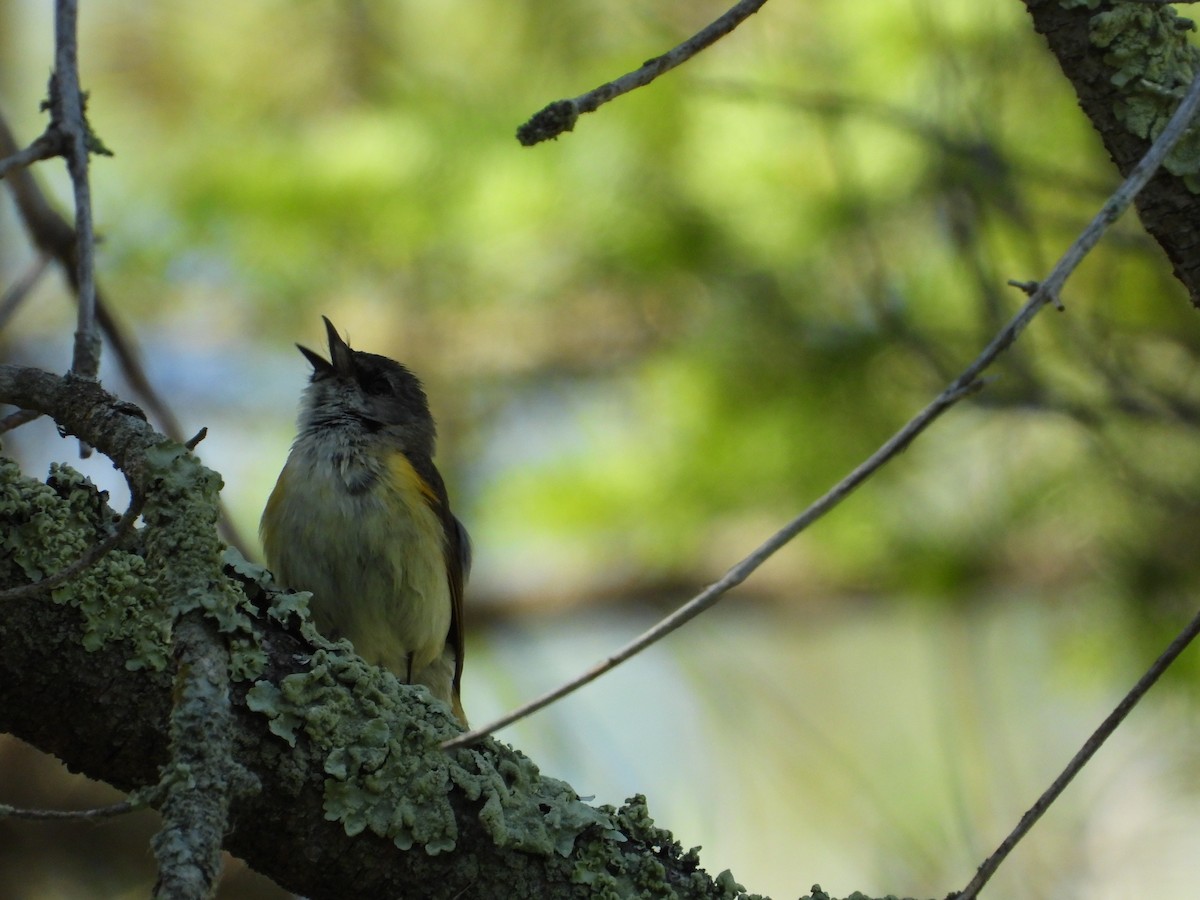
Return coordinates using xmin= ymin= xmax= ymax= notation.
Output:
xmin=385 ymin=450 xmax=440 ymax=507
xmin=262 ymin=463 xmax=291 ymax=524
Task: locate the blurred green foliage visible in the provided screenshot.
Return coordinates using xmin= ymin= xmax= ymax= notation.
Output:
xmin=2 ymin=0 xmax=1198 ymax=637
xmin=4 ymin=1 xmax=1200 ymax=897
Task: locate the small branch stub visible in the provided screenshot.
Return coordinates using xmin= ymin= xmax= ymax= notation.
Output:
xmin=517 ymin=100 xmax=579 ymax=146
xmin=517 ymin=0 xmax=769 ymax=146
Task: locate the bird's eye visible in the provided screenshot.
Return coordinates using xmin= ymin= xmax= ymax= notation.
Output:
xmin=360 ymin=372 xmax=391 ymax=396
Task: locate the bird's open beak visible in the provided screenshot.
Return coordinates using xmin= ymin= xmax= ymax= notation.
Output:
xmin=297 ymin=316 xmax=353 ymax=377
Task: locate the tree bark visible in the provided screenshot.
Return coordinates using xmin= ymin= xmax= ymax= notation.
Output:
xmin=0 ymin=365 xmax=749 ymax=900
xmin=1022 ymin=0 xmax=1200 ymax=305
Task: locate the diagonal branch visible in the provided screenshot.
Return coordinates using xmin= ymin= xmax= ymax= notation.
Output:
xmin=935 ymin=64 xmax=1200 ymax=900
xmin=0 ymin=254 xmax=53 ymax=329
xmin=446 ymin=64 xmax=1200 ymax=752
xmin=517 ymin=0 xmax=769 ymax=145
xmin=950 ymin=603 xmax=1200 ymax=900
xmin=0 ymin=130 xmax=62 ymax=180
xmin=0 ymin=365 xmax=747 ymax=900
xmin=1023 ymin=0 xmax=1200 ymax=305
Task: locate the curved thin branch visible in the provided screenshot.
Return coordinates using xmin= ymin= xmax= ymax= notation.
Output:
xmin=517 ymin=0 xmax=769 ymax=145
xmin=446 ymin=64 xmax=1200 ymax=752
xmin=0 ymin=480 xmax=144 ymax=601
xmin=0 ymin=109 xmax=253 ymax=557
xmin=0 ymin=131 xmax=61 ymax=180
xmin=0 ymin=253 xmax=53 ymax=329
xmin=951 ymin=603 xmax=1200 ymax=900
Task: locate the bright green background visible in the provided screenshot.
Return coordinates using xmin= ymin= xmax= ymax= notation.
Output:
xmin=3 ymin=2 xmax=1200 ymax=898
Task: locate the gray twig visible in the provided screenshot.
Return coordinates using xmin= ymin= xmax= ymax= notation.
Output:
xmin=445 ymin=65 xmax=1200 ymax=753
xmin=0 ymin=797 xmax=150 ymax=821
xmin=0 ymin=110 xmax=253 ymax=557
xmin=0 ymin=408 xmax=42 ymax=434
xmin=51 ymin=0 xmax=101 ymax=382
xmin=0 ymin=253 xmax=53 ymax=329
xmin=0 ymin=131 xmax=61 ymax=180
xmin=517 ymin=0 xmax=769 ymax=145
xmin=950 ymin=66 xmax=1200 ymax=900
xmin=950 ymin=606 xmax=1200 ymax=900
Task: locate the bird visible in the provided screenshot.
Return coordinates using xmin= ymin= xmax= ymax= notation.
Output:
xmin=260 ymin=317 xmax=468 ymax=723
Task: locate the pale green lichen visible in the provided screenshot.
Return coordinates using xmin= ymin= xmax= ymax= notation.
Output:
xmin=0 ymin=457 xmax=170 ymax=671
xmin=570 ymin=796 xmax=756 ymax=899
xmin=141 ymin=442 xmax=241 ymax=631
xmin=247 ymin=650 xmax=622 ymax=859
xmin=804 ymin=889 xmax=926 ymax=900
xmin=223 ymin=545 xmax=315 ymax=628
xmin=1087 ymin=4 xmax=1200 ymax=191
xmin=4 ymin=454 xmax=744 ymax=889
xmin=0 ymin=454 xmax=277 ymax=682
xmin=222 ymin=545 xmax=331 ymax=683
xmin=135 ymin=441 xmax=271 ymax=681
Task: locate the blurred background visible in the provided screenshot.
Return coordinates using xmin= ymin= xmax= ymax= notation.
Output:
xmin=3 ymin=1 xmax=1200 ymax=898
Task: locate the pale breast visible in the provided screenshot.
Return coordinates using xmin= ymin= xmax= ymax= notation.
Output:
xmin=261 ymin=448 xmax=452 ymax=679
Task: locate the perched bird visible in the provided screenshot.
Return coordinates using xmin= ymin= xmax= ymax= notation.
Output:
xmin=261 ymin=317 xmax=468 ymax=723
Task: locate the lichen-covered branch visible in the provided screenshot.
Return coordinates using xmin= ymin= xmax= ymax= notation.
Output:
xmin=0 ymin=364 xmax=758 ymax=899
xmin=0 ymin=107 xmax=252 ymax=556
xmin=1022 ymin=0 xmax=1200 ymax=305
xmin=152 ymin=614 xmax=246 ymax=900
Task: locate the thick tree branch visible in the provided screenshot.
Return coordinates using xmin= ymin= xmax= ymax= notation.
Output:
xmin=0 ymin=366 xmax=753 ymax=899
xmin=1022 ymin=0 xmax=1200 ymax=305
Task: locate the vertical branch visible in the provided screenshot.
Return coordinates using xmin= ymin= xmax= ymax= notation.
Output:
xmin=52 ymin=0 xmax=101 ymax=380
xmin=152 ymin=615 xmax=236 ymax=900
xmin=140 ymin=445 xmax=253 ymax=898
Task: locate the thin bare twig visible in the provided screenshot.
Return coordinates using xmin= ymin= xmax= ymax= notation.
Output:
xmin=0 ymin=113 xmax=176 ymax=430
xmin=947 ymin=67 xmax=1200 ymax=900
xmin=0 ymin=254 xmax=53 ymax=329
xmin=0 ymin=482 xmax=144 ymax=601
xmin=51 ymin=0 xmax=101 ymax=381
xmin=0 ymin=111 xmax=253 ymax=557
xmin=950 ymin=605 xmax=1200 ymax=900
xmin=0 ymin=798 xmax=145 ymax=821
xmin=0 ymin=408 xmax=42 ymax=434
xmin=444 ymin=64 xmax=1200 ymax=753
xmin=517 ymin=0 xmax=769 ymax=145
xmin=0 ymin=131 xmax=61 ymax=181
xmin=185 ymin=426 xmax=208 ymax=451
